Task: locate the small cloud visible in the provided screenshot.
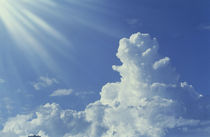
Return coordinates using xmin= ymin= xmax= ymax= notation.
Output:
xmin=202 ymin=25 xmax=210 ymax=30
xmin=198 ymin=24 xmax=210 ymax=31
xmin=142 ymin=48 xmax=152 ymax=56
xmin=50 ymin=89 xmax=73 ymax=97
xmin=153 ymin=57 xmax=170 ymax=70
xmin=74 ymin=91 xmax=95 ymax=99
xmin=74 ymin=91 xmax=95 ymax=96
xmin=33 ymin=76 xmax=58 ymax=90
xmin=180 ymin=81 xmax=193 ymax=88
xmin=126 ymin=18 xmax=142 ymax=26
xmin=0 ymin=78 xmax=5 ymax=84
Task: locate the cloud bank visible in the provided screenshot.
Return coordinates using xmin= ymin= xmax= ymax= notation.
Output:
xmin=1 ymin=32 xmax=210 ymax=137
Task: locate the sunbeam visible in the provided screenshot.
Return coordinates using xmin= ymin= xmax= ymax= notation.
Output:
xmin=0 ymin=0 xmax=120 ymax=77
xmin=0 ymin=0 xmax=72 ymax=74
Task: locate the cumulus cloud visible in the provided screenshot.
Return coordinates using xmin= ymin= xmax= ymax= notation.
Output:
xmin=1 ymin=32 xmax=209 ymax=137
xmin=1 ymin=103 xmax=89 ymax=137
xmin=50 ymin=89 xmax=73 ymax=97
xmin=33 ymin=76 xmax=58 ymax=90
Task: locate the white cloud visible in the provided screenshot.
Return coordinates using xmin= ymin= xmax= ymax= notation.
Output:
xmin=142 ymin=48 xmax=151 ymax=56
xmin=1 ymin=103 xmax=90 ymax=137
xmin=50 ymin=89 xmax=73 ymax=97
xmin=33 ymin=76 xmax=58 ymax=90
xmin=1 ymin=32 xmax=210 ymax=137
xmin=153 ymin=57 xmax=170 ymax=70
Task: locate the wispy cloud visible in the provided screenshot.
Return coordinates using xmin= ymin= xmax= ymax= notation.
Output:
xmin=0 ymin=78 xmax=5 ymax=84
xmin=75 ymin=91 xmax=95 ymax=96
xmin=198 ymin=24 xmax=210 ymax=31
xmin=126 ymin=18 xmax=142 ymax=26
xmin=50 ymin=89 xmax=73 ymax=97
xmin=201 ymin=25 xmax=210 ymax=30
xmin=33 ymin=76 xmax=58 ymax=90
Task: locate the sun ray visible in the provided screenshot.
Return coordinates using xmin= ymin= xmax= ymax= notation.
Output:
xmin=0 ymin=0 xmax=72 ymax=74
xmin=0 ymin=0 xmax=120 ymax=85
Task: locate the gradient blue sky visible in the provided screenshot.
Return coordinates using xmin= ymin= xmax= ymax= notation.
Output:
xmin=0 ymin=0 xmax=209 ymax=136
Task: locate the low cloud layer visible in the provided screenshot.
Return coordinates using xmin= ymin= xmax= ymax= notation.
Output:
xmin=1 ymin=32 xmax=209 ymax=137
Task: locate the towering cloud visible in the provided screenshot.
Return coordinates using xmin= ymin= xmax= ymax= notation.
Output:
xmin=1 ymin=33 xmax=209 ymax=137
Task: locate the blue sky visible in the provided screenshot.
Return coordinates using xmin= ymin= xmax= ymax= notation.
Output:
xmin=0 ymin=0 xmax=209 ymax=137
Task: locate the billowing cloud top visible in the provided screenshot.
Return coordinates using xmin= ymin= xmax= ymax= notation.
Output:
xmin=1 ymin=33 xmax=210 ymax=137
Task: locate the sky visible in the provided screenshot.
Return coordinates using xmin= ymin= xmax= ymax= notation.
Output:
xmin=0 ymin=0 xmax=209 ymax=137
